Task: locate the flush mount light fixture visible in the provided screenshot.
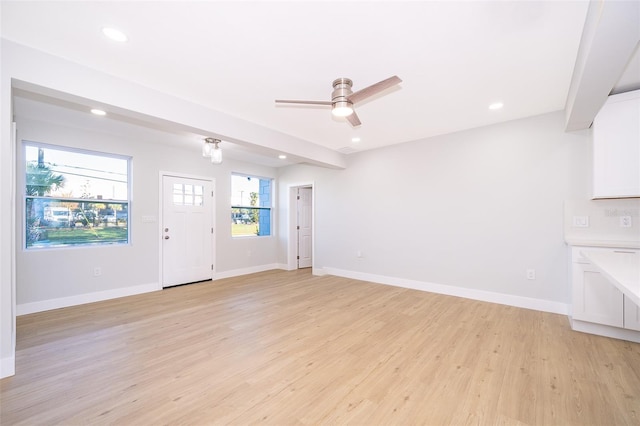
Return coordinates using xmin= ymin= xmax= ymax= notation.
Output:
xmin=211 ymin=142 xmax=222 ymax=164
xmin=102 ymin=27 xmax=128 ymax=42
xmin=203 ymin=138 xmax=222 ymax=164
xmin=351 ymin=137 xmax=361 ymax=143
xmin=278 ymin=154 xmax=287 ymax=160
xmin=202 ymin=138 xmax=213 ymax=157
xmin=90 ymin=108 xmax=106 ymax=116
xmin=489 ymin=102 xmax=504 ymax=110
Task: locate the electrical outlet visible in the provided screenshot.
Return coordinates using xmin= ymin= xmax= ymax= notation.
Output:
xmin=572 ymin=216 xmax=589 ymax=228
xmin=526 ymin=269 xmax=536 ymax=280
xmin=620 ymin=216 xmax=632 ymax=228
xmin=93 ymin=267 xmax=102 ymax=277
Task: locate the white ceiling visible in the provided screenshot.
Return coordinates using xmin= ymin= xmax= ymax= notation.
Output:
xmin=0 ymin=1 xmax=607 ymax=156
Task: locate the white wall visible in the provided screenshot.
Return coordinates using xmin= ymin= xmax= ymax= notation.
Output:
xmin=0 ymin=65 xmax=15 ymax=378
xmin=14 ymin=107 xmax=279 ymax=310
xmin=16 ymin=116 xmax=157 ymax=307
xmin=279 ymin=112 xmax=592 ymax=310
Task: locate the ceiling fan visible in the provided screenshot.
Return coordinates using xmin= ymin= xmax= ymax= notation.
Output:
xmin=275 ymin=75 xmax=402 ymax=127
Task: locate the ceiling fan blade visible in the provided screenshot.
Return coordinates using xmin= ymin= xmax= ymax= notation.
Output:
xmin=347 ymin=75 xmax=402 ymax=104
xmin=346 ymin=110 xmax=361 ymax=127
xmin=275 ymin=99 xmax=332 ymax=106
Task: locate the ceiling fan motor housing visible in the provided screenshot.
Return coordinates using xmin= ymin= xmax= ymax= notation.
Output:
xmin=331 ymin=78 xmax=354 ymax=115
xmin=274 ymin=75 xmax=400 ymax=126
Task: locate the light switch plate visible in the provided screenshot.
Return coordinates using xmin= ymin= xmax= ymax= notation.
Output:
xmin=572 ymin=216 xmax=589 ymax=228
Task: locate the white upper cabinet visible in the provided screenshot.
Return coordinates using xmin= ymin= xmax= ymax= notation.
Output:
xmin=592 ymin=89 xmax=640 ymax=199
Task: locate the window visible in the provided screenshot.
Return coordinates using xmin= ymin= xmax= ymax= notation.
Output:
xmin=231 ymin=173 xmax=272 ymax=237
xmin=172 ymin=183 xmax=204 ymax=206
xmin=24 ymin=142 xmax=131 ymax=249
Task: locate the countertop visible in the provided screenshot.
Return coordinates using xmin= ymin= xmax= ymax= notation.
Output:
xmin=581 ymin=250 xmax=640 ymax=307
xmin=565 ymin=238 xmax=640 ymax=249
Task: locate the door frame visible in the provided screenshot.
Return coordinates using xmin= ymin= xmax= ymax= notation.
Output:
xmin=158 ymin=171 xmax=216 ymax=288
xmin=287 ymin=182 xmax=314 ymax=272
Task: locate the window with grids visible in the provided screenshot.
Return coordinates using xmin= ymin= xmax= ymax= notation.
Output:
xmin=172 ymin=183 xmax=204 ymax=206
xmin=230 ymin=173 xmax=272 ymax=237
xmin=24 ymin=142 xmax=131 ymax=249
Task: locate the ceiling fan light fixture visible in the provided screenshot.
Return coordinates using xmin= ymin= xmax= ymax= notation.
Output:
xmin=332 ymin=101 xmax=354 ymax=117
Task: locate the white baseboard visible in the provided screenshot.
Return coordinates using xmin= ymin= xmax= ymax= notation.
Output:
xmin=14 ymin=267 xmax=569 ymax=317
xmin=16 ymin=282 xmax=160 ymax=316
xmin=1 ymin=354 xmax=15 ymax=379
xmin=16 ymin=264 xmax=292 ymax=315
xmin=570 ymin=318 xmax=640 ymax=343
xmin=323 ymin=267 xmax=569 ymax=315
xmin=312 ymin=267 xmax=327 ymax=276
xmin=214 ymin=263 xmax=286 ymax=280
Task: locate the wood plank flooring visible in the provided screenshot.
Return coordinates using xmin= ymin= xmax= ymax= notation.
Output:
xmin=1 ymin=269 xmax=639 ymax=425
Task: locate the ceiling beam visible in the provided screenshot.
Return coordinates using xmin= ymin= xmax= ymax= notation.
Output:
xmin=3 ymin=40 xmax=347 ymax=169
xmin=564 ymin=0 xmax=640 ymax=131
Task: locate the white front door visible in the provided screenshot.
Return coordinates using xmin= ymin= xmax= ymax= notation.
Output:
xmin=162 ymin=175 xmax=214 ymax=288
xmin=297 ymin=187 xmax=312 ymax=268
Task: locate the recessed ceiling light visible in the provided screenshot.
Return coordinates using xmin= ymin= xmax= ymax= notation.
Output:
xmin=278 ymin=154 xmax=287 ymax=160
xmin=102 ymin=27 xmax=128 ymax=42
xmin=351 ymin=137 xmax=361 ymax=143
xmin=489 ymin=102 xmax=504 ymax=110
xmin=90 ymin=109 xmax=107 ymax=116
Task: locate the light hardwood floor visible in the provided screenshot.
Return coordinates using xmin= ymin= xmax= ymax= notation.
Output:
xmin=2 ymin=269 xmax=639 ymax=425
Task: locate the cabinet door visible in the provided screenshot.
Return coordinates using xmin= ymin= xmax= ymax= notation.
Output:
xmin=572 ymin=263 xmax=624 ymax=327
xmin=624 ymin=296 xmax=640 ymax=331
xmin=592 ymin=90 xmax=640 ymax=198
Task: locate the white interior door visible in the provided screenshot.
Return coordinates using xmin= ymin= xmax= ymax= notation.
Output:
xmin=297 ymin=187 xmax=312 ymax=268
xmin=162 ymin=175 xmax=213 ymax=287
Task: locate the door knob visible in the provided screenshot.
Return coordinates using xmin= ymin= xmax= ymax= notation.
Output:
xmin=164 ymin=235 xmax=170 ymax=240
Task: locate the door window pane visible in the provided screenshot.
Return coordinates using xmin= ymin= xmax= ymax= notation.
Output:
xmin=172 ymin=183 xmax=204 ymax=206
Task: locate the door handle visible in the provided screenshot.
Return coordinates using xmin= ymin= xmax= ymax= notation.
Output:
xmin=164 ymin=235 xmax=170 ymax=240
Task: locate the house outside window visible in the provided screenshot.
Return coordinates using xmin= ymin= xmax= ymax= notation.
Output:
xmin=23 ymin=142 xmax=131 ymax=249
xmin=231 ymin=173 xmax=272 ymax=237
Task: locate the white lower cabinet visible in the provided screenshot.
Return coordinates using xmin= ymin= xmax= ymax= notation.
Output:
xmin=572 ymin=261 xmax=624 ymax=327
xmin=570 ymin=246 xmax=640 ymax=341
xmin=624 ymin=296 xmax=640 ymax=331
